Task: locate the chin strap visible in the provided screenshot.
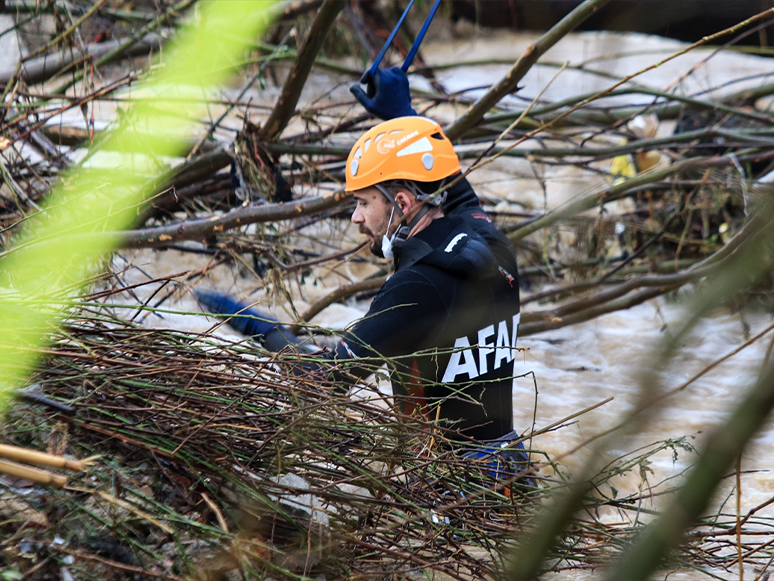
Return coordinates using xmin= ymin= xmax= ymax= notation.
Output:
xmin=374 ymin=184 xmax=433 ymax=259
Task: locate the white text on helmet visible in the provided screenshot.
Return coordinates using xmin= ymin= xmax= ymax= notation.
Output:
xmin=397 ymin=130 xmax=419 ymax=146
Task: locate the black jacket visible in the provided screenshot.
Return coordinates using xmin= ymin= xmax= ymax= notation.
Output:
xmin=330 ymin=214 xmax=521 ymax=441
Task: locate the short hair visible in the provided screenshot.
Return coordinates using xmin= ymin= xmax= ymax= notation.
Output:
xmin=381 ymin=178 xmax=450 ymax=207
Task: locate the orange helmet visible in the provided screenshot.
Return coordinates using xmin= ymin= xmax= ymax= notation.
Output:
xmin=345 ymin=116 xmax=461 ymax=192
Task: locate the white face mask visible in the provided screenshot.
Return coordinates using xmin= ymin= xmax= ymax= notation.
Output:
xmin=381 ymin=207 xmax=396 ymax=260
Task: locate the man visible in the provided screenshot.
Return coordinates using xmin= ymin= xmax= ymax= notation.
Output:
xmin=199 ymin=116 xmax=526 ymax=459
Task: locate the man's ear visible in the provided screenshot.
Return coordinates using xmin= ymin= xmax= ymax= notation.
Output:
xmin=394 ymin=191 xmax=413 ymax=215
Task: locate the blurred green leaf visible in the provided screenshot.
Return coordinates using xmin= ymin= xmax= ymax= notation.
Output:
xmin=0 ymin=0 xmax=279 ymax=404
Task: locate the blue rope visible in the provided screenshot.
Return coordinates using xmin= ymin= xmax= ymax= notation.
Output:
xmin=364 ymin=0 xmax=416 ymax=82
xmin=401 ymin=0 xmax=442 ymax=72
xmin=362 ymin=0 xmax=441 ymax=82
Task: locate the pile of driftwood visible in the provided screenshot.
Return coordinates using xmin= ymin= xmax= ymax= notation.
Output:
xmin=5 ymin=300 xmax=774 ymax=580
xmin=7 ymin=304 xmax=537 ymax=579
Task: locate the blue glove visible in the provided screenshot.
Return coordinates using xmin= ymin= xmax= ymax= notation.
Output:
xmin=350 ymin=66 xmax=417 ymax=120
xmin=462 ymin=437 xmax=534 ymax=487
xmin=195 ymin=291 xmax=278 ymax=338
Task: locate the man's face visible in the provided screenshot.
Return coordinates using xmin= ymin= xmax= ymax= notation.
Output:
xmin=351 ymin=187 xmax=393 ymax=256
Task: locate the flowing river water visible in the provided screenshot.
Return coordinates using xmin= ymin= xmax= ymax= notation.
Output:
xmin=6 ymin=16 xmax=774 ymax=579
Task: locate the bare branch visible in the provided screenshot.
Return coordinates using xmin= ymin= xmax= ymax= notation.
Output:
xmin=0 ymin=34 xmax=163 ymax=87
xmin=259 ymin=0 xmax=346 ymax=140
xmin=290 ymin=275 xmax=387 ymax=334
xmin=119 ymin=189 xmax=352 ymax=248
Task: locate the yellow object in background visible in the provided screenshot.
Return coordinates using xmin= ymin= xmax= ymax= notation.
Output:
xmin=610 ymin=115 xmax=664 ymax=182
xmin=611 ymin=145 xmax=636 ymax=182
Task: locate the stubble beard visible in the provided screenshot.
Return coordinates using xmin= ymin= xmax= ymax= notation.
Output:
xmin=360 ymin=217 xmax=390 ymax=258
xmin=361 ymin=225 xmax=384 ymax=257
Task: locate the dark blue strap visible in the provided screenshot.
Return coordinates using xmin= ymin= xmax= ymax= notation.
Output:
xmin=401 ymin=0 xmax=442 ymax=72
xmin=363 ymin=0 xmax=416 ymax=83
xmin=194 ymin=290 xmax=278 ymax=338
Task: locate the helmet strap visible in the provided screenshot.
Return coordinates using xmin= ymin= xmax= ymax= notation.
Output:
xmin=374 ymin=184 xmax=404 ymax=219
xmin=374 ymin=183 xmax=430 ymax=260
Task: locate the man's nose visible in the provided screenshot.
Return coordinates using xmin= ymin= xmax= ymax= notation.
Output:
xmin=351 ymin=208 xmax=364 ymax=224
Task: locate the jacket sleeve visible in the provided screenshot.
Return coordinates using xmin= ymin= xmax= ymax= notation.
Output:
xmin=303 ymin=275 xmax=446 ymax=384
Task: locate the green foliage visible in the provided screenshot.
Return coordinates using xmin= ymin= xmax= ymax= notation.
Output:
xmin=0 ymin=1 xmax=279 ymax=405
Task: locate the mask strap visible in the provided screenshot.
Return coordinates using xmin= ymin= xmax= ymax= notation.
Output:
xmin=373 ymin=183 xmax=432 ymax=261
xmin=384 ymin=206 xmax=395 ymax=236
xmin=374 ymin=184 xmax=404 ymax=219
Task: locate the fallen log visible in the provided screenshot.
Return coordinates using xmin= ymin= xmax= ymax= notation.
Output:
xmin=0 ymin=33 xmax=164 ymax=87
xmin=120 ymin=189 xmax=352 ymax=248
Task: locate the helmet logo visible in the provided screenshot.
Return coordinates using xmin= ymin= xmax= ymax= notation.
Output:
xmin=376 ymin=139 xmax=396 ymax=155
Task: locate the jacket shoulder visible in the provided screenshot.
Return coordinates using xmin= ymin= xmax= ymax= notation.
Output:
xmin=415 ymin=216 xmax=498 ymax=279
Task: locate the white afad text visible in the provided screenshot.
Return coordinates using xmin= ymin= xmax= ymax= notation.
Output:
xmin=441 ymin=313 xmax=520 ymax=383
